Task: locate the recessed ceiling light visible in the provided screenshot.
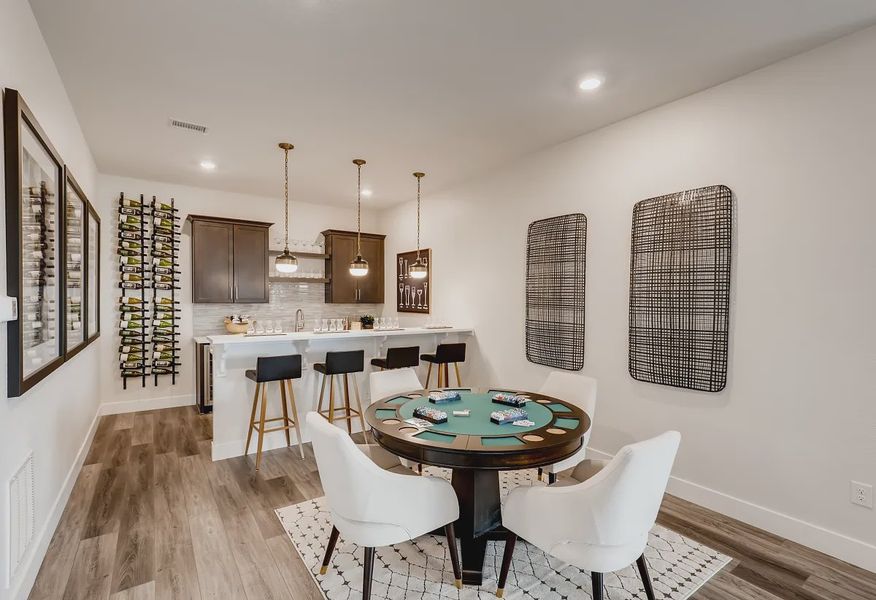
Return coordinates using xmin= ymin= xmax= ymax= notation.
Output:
xmin=361 ymin=188 xmax=373 ymax=198
xmin=578 ymin=76 xmax=603 ymax=91
xmin=200 ymin=160 xmax=216 ymax=171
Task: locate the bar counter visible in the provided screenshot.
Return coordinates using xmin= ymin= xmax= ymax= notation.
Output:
xmin=206 ymin=327 xmax=474 ymax=460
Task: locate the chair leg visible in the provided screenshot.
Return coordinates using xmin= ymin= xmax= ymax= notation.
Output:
xmin=496 ymin=531 xmax=517 ymax=597
xmin=343 ymin=374 xmax=352 ymax=435
xmin=591 ymin=572 xmax=604 ymax=600
xmin=537 ymin=467 xmax=543 ymax=482
xmin=255 ymin=383 xmax=269 ymax=471
xmin=287 ymin=380 xmax=305 ymax=459
xmin=317 ymin=373 xmax=327 ymax=414
xmin=425 ymin=362 xmax=432 ymax=387
xmin=438 ymin=363 xmax=445 ymax=387
xmin=444 ymin=523 xmax=462 ymax=589
xmin=328 ymin=374 xmax=335 ymax=424
xmin=352 ymin=375 xmax=368 ymax=440
xmin=279 ymin=380 xmax=291 ymax=447
xmin=548 ymin=472 xmax=557 ymax=485
xmin=636 ymin=554 xmax=656 ymax=600
xmin=454 ymin=362 xmax=462 ymax=386
xmin=244 ymin=382 xmax=260 ymax=456
xmin=362 ymin=546 xmax=375 ymax=600
xmin=320 ymin=526 xmax=340 ymax=575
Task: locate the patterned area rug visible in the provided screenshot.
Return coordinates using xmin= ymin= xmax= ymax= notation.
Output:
xmin=276 ymin=468 xmax=730 ymax=600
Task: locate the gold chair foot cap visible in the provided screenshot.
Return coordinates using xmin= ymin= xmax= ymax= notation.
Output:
xmin=496 ymin=588 xmax=504 ymax=598
xmin=319 ymin=566 xmax=328 ymax=575
xmin=455 ymin=579 xmax=462 ymax=589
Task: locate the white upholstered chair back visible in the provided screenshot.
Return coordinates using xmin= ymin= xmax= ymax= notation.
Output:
xmin=539 ymin=372 xmax=597 ymax=448
xmin=369 ymin=368 xmax=422 ymax=404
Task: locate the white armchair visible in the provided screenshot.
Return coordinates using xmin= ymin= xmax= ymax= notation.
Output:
xmin=497 ymin=431 xmax=681 ymax=600
xmin=538 ymin=372 xmax=597 ymax=484
xmin=306 ymin=412 xmax=463 ymax=599
xmin=369 ymin=368 xmax=429 ymax=472
xmin=368 ymin=367 xmax=422 ymax=404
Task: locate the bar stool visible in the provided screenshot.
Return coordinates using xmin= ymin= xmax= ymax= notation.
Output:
xmin=315 ymin=350 xmax=367 ymax=435
xmin=370 ymin=346 xmax=419 ymax=371
xmin=244 ymin=354 xmax=305 ymax=470
xmin=421 ymin=343 xmax=466 ymax=388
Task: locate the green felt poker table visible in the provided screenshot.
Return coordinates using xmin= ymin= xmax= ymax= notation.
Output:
xmin=365 ymin=387 xmax=591 ymax=585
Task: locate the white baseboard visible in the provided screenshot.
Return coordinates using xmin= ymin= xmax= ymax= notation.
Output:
xmin=100 ymin=393 xmax=194 ymax=416
xmin=586 ymin=446 xmax=876 ymax=573
xmin=11 ymin=409 xmax=101 ymax=600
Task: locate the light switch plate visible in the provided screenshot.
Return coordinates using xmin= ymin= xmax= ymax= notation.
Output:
xmin=0 ymin=296 xmax=17 ymax=322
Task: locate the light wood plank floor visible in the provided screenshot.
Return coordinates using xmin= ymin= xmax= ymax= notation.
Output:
xmin=29 ymin=406 xmax=876 ymax=599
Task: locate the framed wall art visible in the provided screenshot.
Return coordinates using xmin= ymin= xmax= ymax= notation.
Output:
xmin=628 ymin=184 xmax=732 ymax=392
xmin=396 ymin=249 xmax=430 ymax=313
xmin=525 ymin=213 xmax=587 ymax=371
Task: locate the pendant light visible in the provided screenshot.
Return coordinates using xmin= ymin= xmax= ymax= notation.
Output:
xmin=349 ymin=159 xmax=369 ymax=277
xmin=275 ymin=142 xmax=298 ymax=273
xmin=409 ymin=171 xmax=428 ymax=279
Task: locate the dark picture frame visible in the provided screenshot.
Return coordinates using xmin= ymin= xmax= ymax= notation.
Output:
xmin=85 ymin=196 xmax=100 ymax=342
xmin=4 ymin=88 xmax=101 ymax=397
xmin=63 ymin=169 xmax=88 ymax=359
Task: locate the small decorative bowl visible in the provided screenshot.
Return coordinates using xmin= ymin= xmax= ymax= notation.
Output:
xmin=224 ymin=319 xmax=249 ymax=334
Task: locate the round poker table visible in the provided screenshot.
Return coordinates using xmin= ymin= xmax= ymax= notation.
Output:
xmin=365 ymin=387 xmax=591 ymax=585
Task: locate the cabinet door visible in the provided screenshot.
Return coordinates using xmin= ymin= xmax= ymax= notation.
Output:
xmin=327 ymin=234 xmax=359 ymax=303
xmin=357 ymin=236 xmax=385 ymax=303
xmin=192 ymin=220 xmax=233 ymax=303
xmin=233 ymin=224 xmax=269 ymax=303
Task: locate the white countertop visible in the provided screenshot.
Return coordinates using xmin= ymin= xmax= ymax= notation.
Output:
xmin=206 ymin=326 xmax=473 ymax=346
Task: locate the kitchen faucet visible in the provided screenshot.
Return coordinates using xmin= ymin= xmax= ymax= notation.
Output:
xmin=295 ymin=309 xmax=305 ymax=332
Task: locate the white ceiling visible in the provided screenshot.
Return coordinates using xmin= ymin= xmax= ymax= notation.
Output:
xmin=29 ymin=0 xmax=876 ymax=208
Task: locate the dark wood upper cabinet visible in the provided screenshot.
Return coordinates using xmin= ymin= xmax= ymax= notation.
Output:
xmin=322 ymin=229 xmax=385 ymax=304
xmin=233 ymin=224 xmax=269 ymax=302
xmin=188 ymin=215 xmax=271 ymax=303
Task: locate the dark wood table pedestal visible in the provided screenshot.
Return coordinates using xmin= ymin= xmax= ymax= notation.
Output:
xmin=451 ymin=469 xmax=502 ymax=585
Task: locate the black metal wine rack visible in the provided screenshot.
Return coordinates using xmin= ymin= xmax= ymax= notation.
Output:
xmin=149 ymin=197 xmax=180 ymax=385
xmin=118 ymin=193 xmax=149 ymax=388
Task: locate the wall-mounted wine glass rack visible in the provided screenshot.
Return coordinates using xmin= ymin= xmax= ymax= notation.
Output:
xmin=117 ymin=194 xmax=181 ymax=388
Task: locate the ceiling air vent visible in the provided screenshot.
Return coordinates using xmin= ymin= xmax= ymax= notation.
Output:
xmin=169 ymin=118 xmax=209 ymax=134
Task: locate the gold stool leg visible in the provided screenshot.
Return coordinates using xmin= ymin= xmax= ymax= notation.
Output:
xmin=328 ymin=375 xmax=335 ymax=424
xmin=287 ymin=380 xmax=305 ymax=459
xmin=279 ymin=380 xmax=291 ymax=447
xmin=245 ymin=382 xmax=261 ymax=456
xmin=352 ymin=374 xmax=368 ymax=441
xmin=425 ymin=363 xmax=432 ymax=387
xmin=317 ymin=373 xmax=327 ymax=415
xmin=255 ymin=383 xmax=269 ymax=471
xmin=454 ymin=363 xmax=462 ymax=387
xmin=343 ymin=374 xmax=352 ymax=435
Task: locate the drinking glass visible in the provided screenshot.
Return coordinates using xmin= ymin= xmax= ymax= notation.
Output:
xmin=329 ymin=319 xmax=337 ymax=332
xmin=275 ymin=320 xmax=284 ymax=333
xmin=255 ymin=320 xmax=265 ymax=334
xmin=264 ymin=320 xmax=274 ymax=333
xmin=321 ymin=319 xmax=328 ymax=332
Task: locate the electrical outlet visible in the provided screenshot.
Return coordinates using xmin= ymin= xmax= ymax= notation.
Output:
xmin=850 ymin=481 xmax=873 ymax=509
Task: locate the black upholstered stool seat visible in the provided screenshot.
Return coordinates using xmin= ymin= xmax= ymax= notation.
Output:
xmin=315 ymin=350 xmax=368 ymax=435
xmin=313 ymin=349 xmax=364 ymax=375
xmin=421 ymin=343 xmax=466 ymax=388
xmin=244 ymin=354 xmax=305 ymax=470
xmin=370 ymin=346 xmax=419 ymax=370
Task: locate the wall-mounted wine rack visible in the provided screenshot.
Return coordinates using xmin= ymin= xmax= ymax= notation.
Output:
xmin=117 ymin=194 xmax=180 ymax=388
xmin=149 ymin=198 xmax=180 ymax=385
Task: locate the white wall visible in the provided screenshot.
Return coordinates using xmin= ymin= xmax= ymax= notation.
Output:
xmin=379 ymin=26 xmax=876 ymax=570
xmin=95 ymin=173 xmax=381 ymax=413
xmin=0 ymin=0 xmax=102 ymax=598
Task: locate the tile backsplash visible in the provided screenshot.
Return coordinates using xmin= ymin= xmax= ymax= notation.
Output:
xmin=192 ymin=281 xmax=383 ymax=336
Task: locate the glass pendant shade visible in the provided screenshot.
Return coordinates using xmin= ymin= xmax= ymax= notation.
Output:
xmin=409 ymin=257 xmax=427 ymax=279
xmin=349 ymin=254 xmax=369 ymax=277
xmin=275 ymin=249 xmax=298 ymax=273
